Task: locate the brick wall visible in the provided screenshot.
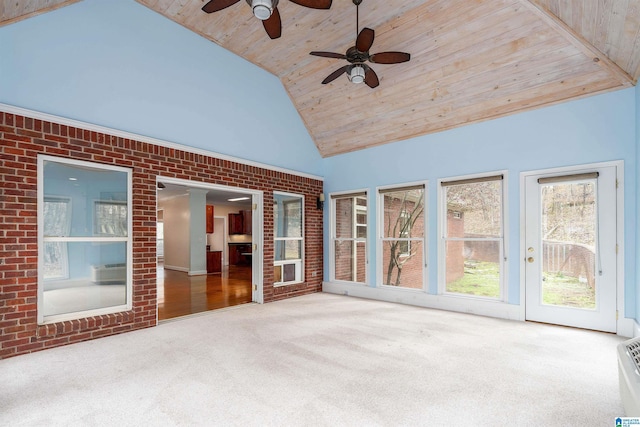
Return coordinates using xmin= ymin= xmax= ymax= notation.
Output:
xmin=0 ymin=111 xmax=323 ymax=359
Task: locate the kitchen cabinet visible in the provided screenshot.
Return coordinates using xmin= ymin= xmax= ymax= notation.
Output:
xmin=229 ymin=213 xmax=244 ymax=235
xmin=229 ymin=244 xmax=252 ymax=265
xmin=206 ymin=205 xmax=214 ymax=233
xmin=229 ymin=210 xmax=252 ymax=235
xmin=241 ymin=209 xmax=252 ymax=235
xmin=207 ymin=251 xmax=222 ymax=273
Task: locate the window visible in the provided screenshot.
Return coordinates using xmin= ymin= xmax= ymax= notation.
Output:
xmin=274 ymin=192 xmax=303 ymax=285
xmin=38 ymin=156 xmax=132 ymax=324
xmin=331 ymin=192 xmax=367 ymax=283
xmin=379 ymin=184 xmax=426 ymax=289
xmin=440 ymin=174 xmax=505 ymax=299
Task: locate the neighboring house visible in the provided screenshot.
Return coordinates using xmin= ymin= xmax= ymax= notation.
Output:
xmin=0 ymin=0 xmax=639 ymax=358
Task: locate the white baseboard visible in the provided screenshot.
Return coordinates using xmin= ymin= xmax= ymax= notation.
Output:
xmin=188 ymin=270 xmax=208 ymax=276
xmin=164 ymin=265 xmax=188 ymax=273
xmin=322 ymin=281 xmax=523 ymax=321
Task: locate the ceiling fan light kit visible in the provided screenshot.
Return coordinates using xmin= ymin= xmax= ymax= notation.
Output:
xmin=309 ymin=0 xmax=411 ymax=89
xmin=249 ymin=0 xmax=275 ymax=20
xmin=202 ymin=0 xmax=332 ymax=39
xmin=348 ymin=65 xmax=365 ymax=84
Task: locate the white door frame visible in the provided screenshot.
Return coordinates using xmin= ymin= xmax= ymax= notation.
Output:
xmin=519 ymin=161 xmax=631 ymax=336
xmin=157 ymin=176 xmax=264 ymax=305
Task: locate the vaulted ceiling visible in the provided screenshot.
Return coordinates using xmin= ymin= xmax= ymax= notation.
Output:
xmin=2 ymin=0 xmax=639 ymax=157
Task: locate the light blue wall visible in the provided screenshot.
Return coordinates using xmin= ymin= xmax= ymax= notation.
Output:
xmin=0 ymin=0 xmax=322 ymax=175
xmin=637 ymin=83 xmax=640 ymax=323
xmin=323 ymin=88 xmax=637 ymax=317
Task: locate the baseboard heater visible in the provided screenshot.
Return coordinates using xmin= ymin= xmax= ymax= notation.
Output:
xmin=618 ymin=337 xmax=640 ymax=416
xmin=90 ymin=263 xmax=126 ymax=284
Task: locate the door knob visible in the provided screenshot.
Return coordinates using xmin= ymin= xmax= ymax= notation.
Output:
xmin=527 ymin=257 xmax=534 ymax=263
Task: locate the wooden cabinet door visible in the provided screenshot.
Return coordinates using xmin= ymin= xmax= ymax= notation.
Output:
xmin=206 ymin=205 xmax=214 ymax=233
xmin=242 ymin=209 xmax=252 ymax=235
xmin=229 ymin=213 xmax=243 ymax=234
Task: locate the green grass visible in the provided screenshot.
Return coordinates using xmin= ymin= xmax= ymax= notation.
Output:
xmin=446 ymin=261 xmax=500 ymax=298
xmin=542 ymin=272 xmax=595 ymax=309
xmin=447 ymin=261 xmax=595 ymax=309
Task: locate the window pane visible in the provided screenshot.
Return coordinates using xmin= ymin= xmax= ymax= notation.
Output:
xmin=43 ymin=160 xmax=128 ymax=238
xmin=383 ymin=189 xmax=425 ymax=238
xmin=382 ymin=240 xmax=423 ymax=288
xmin=334 ymin=240 xmax=366 ymax=283
xmin=275 ymin=239 xmax=302 ymax=261
xmin=335 ymin=198 xmax=355 ymax=238
xmin=444 ymin=240 xmax=500 ymax=297
xmin=43 ymin=242 xmax=67 ymax=280
xmin=42 ymin=241 xmax=127 ymax=317
xmin=274 ymin=194 xmax=302 ymax=238
xmin=44 ymin=197 xmax=70 ymax=237
xmin=94 ymin=201 xmax=127 ymax=236
xmin=445 ymin=181 xmax=501 ymax=237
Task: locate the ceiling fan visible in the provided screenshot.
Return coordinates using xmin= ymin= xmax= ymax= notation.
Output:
xmin=310 ymin=0 xmax=411 ymax=88
xmin=201 ymin=0 xmax=332 ymax=40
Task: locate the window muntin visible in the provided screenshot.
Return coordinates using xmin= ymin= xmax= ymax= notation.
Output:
xmin=273 ymin=192 xmax=304 ymax=285
xmin=38 ymin=156 xmax=132 ymax=324
xmin=441 ymin=175 xmax=504 ymax=299
xmin=331 ymin=192 xmax=367 ymax=283
xmin=379 ymin=185 xmax=426 ymax=289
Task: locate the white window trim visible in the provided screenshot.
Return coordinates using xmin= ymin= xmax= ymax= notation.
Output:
xmin=329 ymin=189 xmax=368 ymax=285
xmin=376 ymin=181 xmax=428 ymax=290
xmin=273 ymin=191 xmax=304 ymax=287
xmin=437 ymin=171 xmax=508 ymax=301
xmin=37 ymin=155 xmax=133 ymax=324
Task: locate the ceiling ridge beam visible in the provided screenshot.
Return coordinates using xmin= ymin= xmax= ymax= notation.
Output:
xmin=522 ymin=0 xmax=636 ymax=86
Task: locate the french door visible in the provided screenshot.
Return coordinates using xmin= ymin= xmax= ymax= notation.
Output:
xmin=524 ymin=165 xmax=618 ymax=332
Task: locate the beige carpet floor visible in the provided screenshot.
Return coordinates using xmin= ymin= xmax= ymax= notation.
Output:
xmin=0 ymin=293 xmax=626 ymax=426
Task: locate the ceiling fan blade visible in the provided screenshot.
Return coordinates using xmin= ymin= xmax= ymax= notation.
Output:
xmin=369 ymin=51 xmax=411 ymax=64
xmin=263 ymin=7 xmax=282 ymax=39
xmin=356 ymin=27 xmax=375 ymax=53
xmin=288 ymin=0 xmax=332 ymax=9
xmin=202 ymin=0 xmax=241 ymax=13
xmin=322 ymin=65 xmax=349 ymax=84
xmin=364 ymin=66 xmax=379 ymax=88
xmin=310 ymin=51 xmax=347 ymax=59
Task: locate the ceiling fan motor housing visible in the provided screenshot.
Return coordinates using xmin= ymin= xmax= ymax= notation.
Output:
xmin=247 ymin=0 xmax=277 ymax=20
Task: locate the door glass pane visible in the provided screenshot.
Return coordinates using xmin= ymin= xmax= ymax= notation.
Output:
xmin=540 ymin=182 xmax=596 ymax=309
xmin=445 ymin=241 xmax=500 ymax=297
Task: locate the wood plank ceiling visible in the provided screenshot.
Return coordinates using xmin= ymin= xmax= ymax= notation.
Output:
xmin=3 ymin=0 xmax=639 ymax=157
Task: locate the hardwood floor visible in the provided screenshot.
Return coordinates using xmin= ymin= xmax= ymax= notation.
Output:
xmin=157 ymin=263 xmax=253 ymax=321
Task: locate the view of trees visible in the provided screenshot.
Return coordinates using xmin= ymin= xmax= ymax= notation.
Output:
xmin=383 ymin=188 xmax=424 ymax=286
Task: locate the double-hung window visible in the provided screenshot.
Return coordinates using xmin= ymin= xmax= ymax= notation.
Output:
xmin=331 ymin=192 xmax=367 ymax=283
xmin=379 ymin=184 xmax=426 ymax=289
xmin=38 ymin=155 xmax=132 ymax=324
xmin=274 ymin=192 xmax=304 ymax=285
xmin=440 ymin=174 xmax=505 ymax=299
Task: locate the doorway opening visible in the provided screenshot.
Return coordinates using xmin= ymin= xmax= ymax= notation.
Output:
xmin=156 ymin=178 xmax=262 ymax=321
